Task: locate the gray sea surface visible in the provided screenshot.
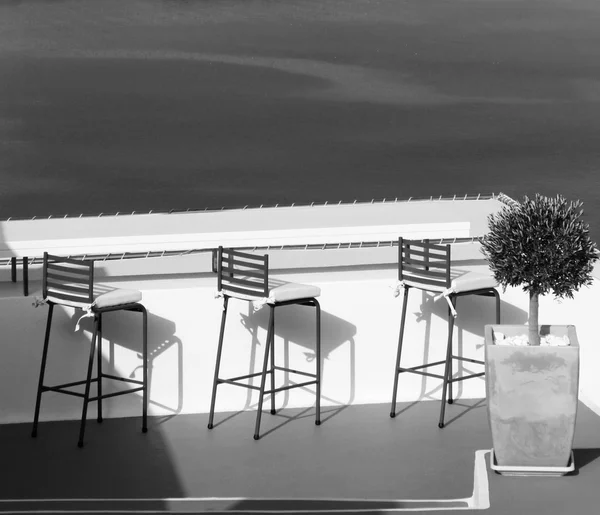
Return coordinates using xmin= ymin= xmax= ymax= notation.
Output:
xmin=1 ymin=0 xmax=600 ymax=242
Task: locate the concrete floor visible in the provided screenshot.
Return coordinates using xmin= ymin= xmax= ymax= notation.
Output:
xmin=1 ymin=399 xmax=600 ymax=514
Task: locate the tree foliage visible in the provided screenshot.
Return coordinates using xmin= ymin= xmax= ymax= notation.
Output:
xmin=481 ymin=193 xmax=598 ymax=299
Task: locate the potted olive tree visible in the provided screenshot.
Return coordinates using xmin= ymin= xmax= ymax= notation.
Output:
xmin=481 ymin=193 xmax=598 ymax=476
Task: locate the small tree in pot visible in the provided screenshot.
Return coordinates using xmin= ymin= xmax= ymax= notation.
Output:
xmin=480 ymin=193 xmax=598 ymax=474
xmin=481 ymin=193 xmax=597 ymax=345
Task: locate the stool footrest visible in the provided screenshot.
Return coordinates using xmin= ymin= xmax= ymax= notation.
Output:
xmin=219 ymin=366 xmax=317 ymax=387
xmin=218 ymin=372 xmax=319 ymax=391
xmin=89 ymin=387 xmax=144 ymax=402
xmin=398 ymin=367 xmax=445 ymax=380
xmin=451 ymin=355 xmax=484 ymax=365
xmin=219 ymin=379 xmax=262 ymax=391
xmin=42 ymin=374 xmax=144 ymax=398
xmin=271 ymin=380 xmax=318 ymax=394
xmin=42 ymin=386 xmax=87 ymax=398
xmin=224 ymin=372 xmax=264 ymax=383
xmin=219 ymin=379 xmax=319 ymax=395
xmin=273 ymin=365 xmax=317 ymax=378
xmin=398 ymin=354 xmax=484 ymax=382
xmin=402 ymin=360 xmax=446 ymax=371
xmin=102 ymin=373 xmax=144 ymax=386
xmin=449 ymin=371 xmax=485 ymax=383
xmin=44 ymin=378 xmax=99 ymax=391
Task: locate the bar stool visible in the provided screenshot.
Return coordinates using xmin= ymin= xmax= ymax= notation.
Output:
xmin=32 ymin=253 xmax=148 ymax=447
xmin=390 ymin=238 xmax=500 ymax=428
xmin=208 ymin=247 xmax=321 ymax=440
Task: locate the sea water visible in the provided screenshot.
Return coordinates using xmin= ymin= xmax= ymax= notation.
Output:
xmin=1 ymin=0 xmax=600 ymax=242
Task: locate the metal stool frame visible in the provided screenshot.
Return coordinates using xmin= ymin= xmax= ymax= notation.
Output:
xmin=31 ymin=253 xmax=148 ymax=447
xmin=390 ymin=238 xmax=500 ymax=428
xmin=207 ymin=247 xmax=321 ymax=440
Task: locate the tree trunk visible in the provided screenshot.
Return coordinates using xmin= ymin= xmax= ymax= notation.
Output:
xmin=528 ymin=291 xmax=541 ymax=346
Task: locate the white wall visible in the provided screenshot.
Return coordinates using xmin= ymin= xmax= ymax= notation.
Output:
xmin=1 ymin=245 xmax=598 ymax=425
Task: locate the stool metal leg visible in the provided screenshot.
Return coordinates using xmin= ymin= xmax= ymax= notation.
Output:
xmin=23 ymin=257 xmax=28 ymax=297
xmin=141 ymin=305 xmax=148 ymax=433
xmin=208 ymin=296 xmax=229 ymax=430
xmin=390 ymin=287 xmax=409 ymax=417
xmin=448 ymin=296 xmax=457 ymax=405
xmin=32 ymin=303 xmax=55 ymax=438
xmin=270 ymin=309 xmax=276 ymax=415
xmin=314 ymin=299 xmax=321 ymax=426
xmin=78 ymin=316 xmax=99 ymax=447
xmin=254 ymin=306 xmax=275 ymax=440
xmin=438 ymin=297 xmax=456 ymax=429
xmin=97 ymin=313 xmax=103 ymax=423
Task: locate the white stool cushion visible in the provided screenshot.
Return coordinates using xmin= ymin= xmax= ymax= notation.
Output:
xmin=219 ymin=277 xmax=320 ymax=305
xmin=450 ymin=271 xmax=497 ymax=294
xmin=267 ymin=279 xmax=321 ymax=304
xmin=94 ymin=288 xmax=142 ymax=309
xmin=402 ymin=270 xmax=497 ymax=294
xmin=394 ymin=270 xmax=497 ymax=319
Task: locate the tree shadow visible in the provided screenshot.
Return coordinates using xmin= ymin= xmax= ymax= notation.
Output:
xmin=568 ymin=448 xmax=600 ymax=476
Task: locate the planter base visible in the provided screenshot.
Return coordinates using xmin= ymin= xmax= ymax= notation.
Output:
xmin=490 ymin=449 xmax=575 ymax=477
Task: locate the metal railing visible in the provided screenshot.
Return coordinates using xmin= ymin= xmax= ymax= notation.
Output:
xmin=2 ymin=193 xmax=496 ymax=222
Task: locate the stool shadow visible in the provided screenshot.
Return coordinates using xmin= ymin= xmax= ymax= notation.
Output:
xmin=71 ymin=309 xmax=183 ymax=422
xmin=440 ymin=398 xmax=487 ymax=428
xmin=395 ymin=290 xmax=527 ymax=417
xmin=240 ymin=305 xmax=357 ymax=432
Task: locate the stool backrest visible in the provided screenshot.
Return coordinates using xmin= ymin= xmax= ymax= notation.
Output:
xmin=43 ymin=252 xmax=94 ymax=306
xmin=398 ymin=238 xmax=451 ymax=291
xmin=215 ymin=247 xmax=269 ymax=300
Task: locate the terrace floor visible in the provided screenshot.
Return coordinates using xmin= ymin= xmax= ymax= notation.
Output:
xmin=1 ymin=400 xmax=600 ymax=514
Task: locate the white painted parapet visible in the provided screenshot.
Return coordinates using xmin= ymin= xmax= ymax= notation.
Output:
xmin=0 ymin=196 xmax=502 ymax=260
xmin=0 ymin=244 xmax=488 ymax=423
xmin=3 ymin=241 xmax=596 ymax=426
